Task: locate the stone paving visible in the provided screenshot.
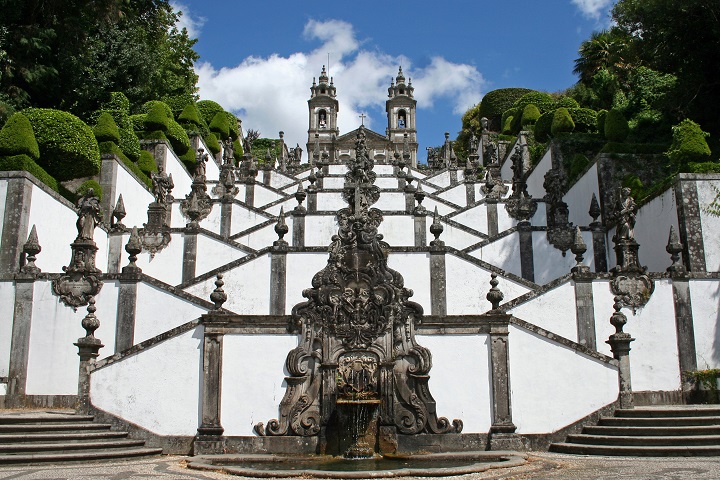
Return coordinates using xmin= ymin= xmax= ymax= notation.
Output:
xmin=1 ymin=453 xmax=720 ymax=480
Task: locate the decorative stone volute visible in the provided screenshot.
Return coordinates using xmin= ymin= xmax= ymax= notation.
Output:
xmin=181 ymin=148 xmax=213 ymax=225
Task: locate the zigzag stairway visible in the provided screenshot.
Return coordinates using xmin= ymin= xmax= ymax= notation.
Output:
xmin=551 ymin=406 xmax=720 ymax=456
xmin=0 ymin=411 xmax=162 ymax=464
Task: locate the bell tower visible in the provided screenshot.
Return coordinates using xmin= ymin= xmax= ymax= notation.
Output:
xmin=307 ymin=65 xmax=339 ymax=162
xmin=386 ymin=67 xmax=418 ymax=167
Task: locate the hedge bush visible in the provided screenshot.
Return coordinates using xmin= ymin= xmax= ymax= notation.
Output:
xmin=596 ymin=109 xmax=608 ymax=132
xmin=93 ymin=112 xmax=121 ymax=144
xmin=568 ymin=108 xmax=598 ymax=133
xmin=687 ymin=161 xmax=720 ymax=173
xmin=142 ymin=100 xmax=173 ymax=119
xmin=233 ymin=137 xmax=243 ymax=162
xmin=76 ymin=179 xmax=103 ymax=200
xmin=0 ymin=154 xmax=59 ymax=192
xmin=130 ymin=114 xmax=146 ymax=132
xmin=209 ymin=111 xmax=231 ymax=140
xmin=204 ymin=132 xmax=221 ymax=154
xmin=98 ymin=92 xmax=140 ymax=162
xmin=178 ymin=103 xmax=208 ymax=135
xmin=554 ymin=97 xmax=580 ymax=109
xmin=162 ymin=94 xmax=196 ymax=118
xmin=513 ymin=91 xmax=555 ymax=113
xmin=166 ymin=119 xmax=191 ymax=156
xmin=196 ymin=100 xmax=225 ymax=126
xmin=0 ymin=113 xmax=40 ymax=160
xmin=143 ymin=103 xmax=170 ymax=132
xmin=224 ymin=111 xmax=240 ymax=140
xmin=521 ymin=104 xmax=541 ymax=127
xmin=22 ymin=108 xmax=101 ymax=180
xmin=502 ymin=115 xmax=515 ymax=135
xmin=604 ymin=109 xmax=630 ymax=142
xmin=534 ymin=111 xmax=554 ymax=142
xmin=478 ymin=88 xmax=534 ymax=131
xmin=551 ymin=108 xmax=575 ymax=136
xmin=137 ymin=150 xmax=158 ymax=177
xmin=666 ymin=119 xmax=711 ymax=165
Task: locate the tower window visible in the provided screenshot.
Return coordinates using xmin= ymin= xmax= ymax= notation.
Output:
xmin=398 ymin=110 xmax=407 ymax=129
xmin=321 ymin=88 xmax=326 ymax=94
xmin=399 ymin=89 xmax=405 ymax=95
xmin=318 ymin=109 xmax=327 ymax=128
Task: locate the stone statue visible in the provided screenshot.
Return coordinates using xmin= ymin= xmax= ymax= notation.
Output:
xmin=294 ymin=144 xmax=303 ymax=164
xmin=616 ymin=187 xmax=637 ymax=241
xmin=481 ymin=117 xmax=489 ymax=132
xmin=194 ymin=149 xmax=208 ymax=182
xmin=75 ymin=189 xmax=102 ymax=241
xmin=485 ymin=141 xmax=498 ymax=165
xmin=470 ymin=133 xmax=479 ymax=153
xmin=151 ymin=166 xmax=174 ymax=204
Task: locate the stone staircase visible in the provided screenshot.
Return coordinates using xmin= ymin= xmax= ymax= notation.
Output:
xmin=0 ymin=411 xmax=162 ymax=464
xmin=551 ymin=406 xmax=720 ymax=456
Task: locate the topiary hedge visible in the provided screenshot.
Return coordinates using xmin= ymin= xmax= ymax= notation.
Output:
xmin=502 ymin=115 xmax=515 ymax=135
xmin=209 ymin=111 xmax=231 ymax=140
xmin=568 ymin=108 xmax=598 ymax=133
xmin=162 ymin=94 xmax=196 ymax=119
xmin=604 ymin=109 xmax=630 ymax=142
xmin=196 ymin=100 xmax=225 ymax=126
xmin=143 ymin=103 xmax=170 ymax=133
xmin=166 ymin=119 xmax=191 ymax=156
xmin=137 ymin=150 xmax=158 ymax=177
xmin=0 ymin=154 xmax=59 ymax=192
xmin=554 ymin=97 xmax=580 ymax=109
xmin=76 ymin=179 xmax=103 ymax=200
xmin=534 ymin=111 xmax=554 ymax=142
xmin=93 ymin=112 xmax=121 ymax=144
xmin=0 ymin=113 xmax=40 ymax=160
xmin=521 ymin=104 xmax=541 ymax=127
xmin=551 ymin=108 xmax=575 ymax=136
xmin=596 ymin=109 xmax=608 ymax=132
xmin=142 ymin=100 xmax=173 ymax=119
xmin=97 ymin=92 xmax=140 ymax=162
xmin=178 ymin=103 xmax=209 ymax=135
xmin=22 ymin=108 xmax=101 ymax=181
xmin=224 ymin=111 xmax=240 ymax=140
xmin=130 ymin=114 xmax=146 ymax=132
xmin=204 ymin=132 xmax=221 ymax=155
xmin=478 ymin=88 xmax=534 ymax=131
xmin=513 ymin=91 xmax=555 ymax=114
xmin=666 ymin=119 xmax=711 ymax=165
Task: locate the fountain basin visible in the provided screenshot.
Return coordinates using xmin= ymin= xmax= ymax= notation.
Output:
xmin=187 ymin=451 xmax=527 ymax=478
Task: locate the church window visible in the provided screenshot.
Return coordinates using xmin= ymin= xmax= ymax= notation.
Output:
xmin=319 ymin=109 xmax=327 ymax=128
xmin=398 ymin=110 xmax=407 ymax=129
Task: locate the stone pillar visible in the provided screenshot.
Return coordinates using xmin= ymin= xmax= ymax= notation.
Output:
xmin=404 ymin=191 xmax=415 ymax=213
xmin=292 ymin=209 xmax=306 ymax=247
xmin=106 ymin=232 xmax=124 ymax=274
xmin=99 ymin=154 xmax=118 ymax=222
xmin=465 ymin=182 xmax=476 ymax=205
xmin=591 ymin=221 xmax=608 ymax=273
xmin=182 ymin=228 xmax=198 ymax=284
xmin=245 ymin=182 xmax=255 ymax=207
xmin=486 ymin=200 xmax=499 ymax=237
xmin=74 ymin=298 xmax=104 ymax=415
xmin=675 ymin=177 xmax=707 ymax=272
xmin=449 ymin=169 xmax=458 ymax=185
xmin=269 ymin=244 xmax=288 ymax=315
xmin=6 ymin=275 xmax=35 ymax=407
xmin=220 ymin=200 xmax=232 ymax=240
xmin=606 ymin=297 xmax=635 ymax=409
xmin=307 ymin=188 xmax=318 ymax=213
xmin=142 ymin=140 xmax=168 ymax=170
xmin=573 ymin=273 xmax=597 ymax=350
xmin=262 ymin=169 xmax=271 ymax=186
xmin=195 ymin=316 xmax=226 ymax=454
xmin=115 ymin=269 xmax=141 ymax=353
xmin=429 ymin=244 xmax=447 ymax=316
xmin=414 ymin=213 xmax=427 ymax=247
xmin=0 ymin=178 xmax=32 ymax=276
xmin=672 ymin=274 xmax=697 ymax=400
xmin=517 ymin=221 xmax=534 ymax=282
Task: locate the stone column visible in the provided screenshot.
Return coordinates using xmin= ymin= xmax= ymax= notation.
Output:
xmin=591 ymin=221 xmax=608 ymax=273
xmin=573 ymin=267 xmax=597 ymax=350
xmin=517 ymin=221 xmax=534 ymax=282
xmin=182 ymin=226 xmax=198 ymax=284
xmin=269 ymin=243 xmax=288 ymax=315
xmin=675 ymin=177 xmax=707 ymax=272
xmin=414 ymin=212 xmax=427 ymax=247
xmin=106 ymin=232 xmax=124 ymax=274
xmin=292 ymin=209 xmax=306 ymax=247
xmin=99 ymin=154 xmax=119 ymax=222
xmin=307 ymin=187 xmax=318 ymax=213
xmin=606 ymin=297 xmax=635 ymax=409
xmin=115 ymin=272 xmax=141 ymax=353
xmin=486 ymin=200 xmax=499 ymax=237
xmin=0 ymin=178 xmax=32 ymax=276
xmin=6 ymin=275 xmax=35 ymax=407
xmin=245 ymin=182 xmax=255 ymax=207
xmin=196 ymin=310 xmax=228 ymax=454
xmin=465 ymin=181 xmax=476 ymax=205
xmin=220 ymin=200 xmax=232 ymax=240
xmin=449 ymin=169 xmax=458 ymax=185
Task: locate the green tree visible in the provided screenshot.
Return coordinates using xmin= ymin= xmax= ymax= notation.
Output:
xmin=573 ymin=28 xmax=634 ymax=86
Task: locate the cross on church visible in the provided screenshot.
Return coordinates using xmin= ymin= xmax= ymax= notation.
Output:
xmin=359 ymin=113 xmax=366 ymax=126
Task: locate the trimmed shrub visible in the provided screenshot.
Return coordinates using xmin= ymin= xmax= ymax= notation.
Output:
xmin=98 ymin=92 xmax=140 ymax=162
xmin=130 ymin=114 xmax=146 ymax=132
xmin=604 ymin=109 xmax=630 ymax=142
xmin=162 ymin=94 xmax=196 ymax=118
xmin=204 ymin=132 xmax=221 ymax=154
xmin=224 ymin=111 xmax=240 ymax=140
xmin=166 ymin=119 xmax=191 ymax=156
xmin=143 ymin=104 xmax=170 ymax=132
xmin=534 ymin=111 xmax=554 ymax=142
xmin=104 ymin=91 xmax=131 ymax=113
xmin=551 ymin=108 xmax=575 ymax=136
xmin=137 ymin=150 xmax=158 ymax=177
xmin=178 ymin=103 xmax=206 ymax=131
xmin=142 ymin=100 xmax=173 ymax=118
xmin=93 ymin=112 xmax=120 ymax=144
xmin=688 ymin=161 xmax=720 ymax=173
xmin=233 ymin=137 xmax=243 ymax=162
xmin=478 ymin=88 xmax=534 ymax=131
xmin=568 ymin=108 xmax=598 ymax=133
xmin=569 ymin=153 xmax=590 ymax=179
xmin=196 ymin=100 xmax=225 ymax=126
xmin=521 ymin=104 xmax=541 ymax=127
xmin=22 ymin=108 xmax=101 ymax=181
xmin=554 ymin=97 xmax=580 ymax=109
xmin=209 ymin=111 xmax=231 ymax=140
xmin=513 ymin=91 xmax=555 ymax=113
xmin=502 ymin=115 xmax=515 ymax=135
xmin=0 ymin=154 xmax=58 ymax=191
xmin=666 ymin=119 xmax=711 ymax=165
xmin=76 ymin=179 xmax=103 ymax=200
xmin=0 ymin=113 xmax=40 ymax=160
xmin=596 ymin=109 xmax=608 ymax=132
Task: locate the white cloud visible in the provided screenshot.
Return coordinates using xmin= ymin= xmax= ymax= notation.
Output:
xmin=571 ymin=0 xmax=614 ymax=19
xmin=171 ymin=1 xmax=205 ymax=38
xmin=196 ymin=19 xmax=485 ymax=151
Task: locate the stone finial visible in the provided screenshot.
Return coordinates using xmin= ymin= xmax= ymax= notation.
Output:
xmin=210 ymin=274 xmax=227 ymax=311
xmin=487 ymin=273 xmax=504 ymax=311
xmin=294 ymin=183 xmax=307 ymax=212
xmin=274 ymin=207 xmax=289 ymax=246
xmin=80 ymin=297 xmax=100 ymax=340
xmin=308 ymin=168 xmax=318 ymax=191
xmin=589 ymin=193 xmax=601 ymax=224
xmin=429 ymin=207 xmax=444 ymax=247
xmin=111 ymin=194 xmax=126 ymax=231
xmin=666 ymin=225 xmax=685 ymax=274
xmin=404 ymin=175 xmax=415 ymax=192
xmin=609 ymin=296 xmax=628 ymax=335
xmin=414 ymin=183 xmax=426 ymax=214
xmin=74 ymin=296 xmax=104 ymax=361
xmin=21 ymin=225 xmax=41 ymax=274
xmin=123 ymin=226 xmax=142 ymax=273
xmin=570 ymin=226 xmax=588 ymax=273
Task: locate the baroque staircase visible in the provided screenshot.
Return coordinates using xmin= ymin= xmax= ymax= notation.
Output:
xmin=551 ymin=406 xmax=720 ymax=456
xmin=0 ymin=411 xmax=162 ymax=464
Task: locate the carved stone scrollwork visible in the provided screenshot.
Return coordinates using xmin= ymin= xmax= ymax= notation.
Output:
xmin=52 ymin=190 xmax=104 ymax=310
xmin=180 ymin=148 xmax=213 ymax=225
xmin=256 ymin=126 xmax=461 ymax=442
xmin=504 ymin=144 xmax=537 ymax=220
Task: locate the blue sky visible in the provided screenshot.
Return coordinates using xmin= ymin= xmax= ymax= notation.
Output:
xmin=173 ymin=0 xmax=615 ymax=160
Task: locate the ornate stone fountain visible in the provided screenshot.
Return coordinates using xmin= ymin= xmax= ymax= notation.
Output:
xmin=255 ymin=126 xmax=462 ymax=458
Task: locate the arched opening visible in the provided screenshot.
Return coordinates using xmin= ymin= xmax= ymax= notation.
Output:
xmin=398 ymin=110 xmax=407 ymax=129
xmin=318 ymin=109 xmax=327 ymax=128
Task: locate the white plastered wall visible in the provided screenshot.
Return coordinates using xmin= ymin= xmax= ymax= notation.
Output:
xmin=113 ymin=162 xmax=154 ymax=229
xmin=470 ymin=233 xmax=522 ymax=278
xmin=509 ymin=324 xmax=618 ymax=433
xmin=436 ymin=185 xmax=467 ymax=207
xmin=164 ymin=149 xmax=192 ymax=199
xmin=316 ymin=192 xmax=347 ymax=211
xmin=378 ymin=215 xmax=414 ymax=246
xmin=221 ymin=334 xmax=298 ymax=435
xmin=429 ymin=222 xmax=483 ymax=250
xmin=230 ymin=204 xmax=271 ymax=237
xmin=132 ymin=233 xmax=184 ymax=286
xmin=134 ymin=282 xmax=206 ymax=344
xmin=269 ymin=171 xmax=295 ymax=189
xmin=451 ymin=205 xmax=489 ymax=235
xmin=697 ymin=180 xmax=720 ymax=271
xmin=253 ymin=185 xmax=284 ymax=208
xmin=425 ymin=171 xmax=451 ymax=189
xmin=634 ymin=188 xmax=678 ymax=272
xmin=421 ymin=197 xmax=454 ymax=216
xmin=532 ymin=230 xmax=594 ymax=285
xmin=285 ymin=253 xmax=331 ymax=313
xmin=689 ymin=279 xmax=720 ymax=369
xmin=387 ymin=253 xmax=431 ymax=312
xmin=237 ymin=223 xmax=285 ymax=250
xmin=509 ymin=281 xmax=578 ymax=342
xmin=416 ymin=335 xmax=492 ymax=433
xmin=563 ymin=163 xmax=600 ymax=227
xmin=304 ymin=216 xmax=337 ymax=246
xmin=264 ymin=198 xmax=297 ymax=217
xmin=0 ymin=180 xmax=8 ymax=234
xmin=525 ymin=148 xmax=552 ymax=199
xmin=91 ymin=327 xmax=203 ymax=436
xmin=0 ymin=281 xmax=16 ymax=378
xmin=375 ymin=192 xmax=406 ymax=211
xmin=27 ymin=185 xmax=78 ymax=273
xmin=445 ymin=255 xmax=531 ymax=314
xmin=195 ymin=234 xmax=247 ymax=278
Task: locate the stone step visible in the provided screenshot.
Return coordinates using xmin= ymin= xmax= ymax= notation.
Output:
xmin=0 ymin=431 xmax=129 ymax=443
xmin=584 ymin=425 xmax=720 ymax=436
xmin=0 ymin=447 xmax=164 ymax=465
xmin=615 ymin=408 xmax=720 ymax=418
xmin=0 ymin=439 xmax=146 ymax=453
xmin=598 ymin=416 xmax=720 ymax=427
xmin=0 ymin=415 xmax=95 ymax=425
xmin=550 ymin=443 xmax=720 ymax=457
xmin=0 ymin=423 xmax=112 ymax=433
xmin=566 ymin=433 xmax=720 ymax=447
